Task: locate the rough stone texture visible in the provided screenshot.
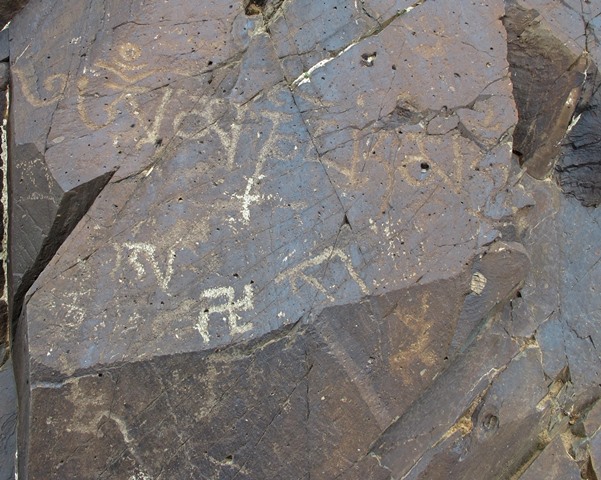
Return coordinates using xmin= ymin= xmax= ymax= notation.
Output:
xmin=0 ymin=63 xmax=7 ymax=363
xmin=0 ymin=359 xmax=16 ymax=480
xmin=0 ymin=29 xmax=8 ymax=63
xmin=557 ymin=68 xmax=601 ymax=207
xmin=519 ymin=435 xmax=581 ymax=480
xmin=0 ymin=38 xmax=10 ymax=478
xmin=6 ymin=0 xmax=601 ymax=479
xmin=0 ymin=0 xmax=26 ymax=28
xmin=504 ymin=0 xmax=588 ymax=179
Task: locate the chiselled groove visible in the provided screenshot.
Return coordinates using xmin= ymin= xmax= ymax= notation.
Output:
xmin=13 ymin=0 xmax=601 ymax=478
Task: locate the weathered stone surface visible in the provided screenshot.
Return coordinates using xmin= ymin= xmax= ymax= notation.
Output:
xmin=10 ymin=139 xmax=114 ymax=325
xmin=0 ymin=0 xmax=27 ymax=28
xmin=22 ymin=277 xmax=475 ymax=479
xmin=7 ymin=0 xmax=601 ymax=478
xmin=386 ymin=344 xmax=551 ymax=480
xmin=504 ymin=0 xmax=588 ymax=179
xmin=366 ymin=320 xmax=522 ymax=478
xmin=0 ymin=29 xmax=8 ymax=63
xmin=11 ymin=0 xmax=513 ymax=364
xmin=8 ymin=0 xmax=522 ymax=477
xmin=0 ymin=359 xmax=16 ymax=480
xmin=0 ymin=47 xmax=11 ymax=480
xmin=557 ymin=73 xmax=601 ymax=207
xmin=449 ymin=241 xmax=530 ymax=356
xmin=520 ymin=435 xmax=581 ymax=480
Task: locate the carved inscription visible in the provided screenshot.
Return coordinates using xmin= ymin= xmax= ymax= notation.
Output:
xmin=275 ymin=246 xmax=369 ymax=302
xmin=117 ymin=242 xmax=175 ymax=292
xmin=18 ymin=39 xmax=492 ymax=352
xmin=76 ymin=42 xmax=174 ymax=147
xmin=390 ymin=291 xmax=440 ymax=385
xmin=13 ymin=64 xmax=67 ymax=107
xmin=194 ymin=284 xmax=254 ymax=343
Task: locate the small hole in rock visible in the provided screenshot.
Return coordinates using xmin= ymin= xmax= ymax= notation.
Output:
xmin=244 ymin=0 xmax=266 ymax=15
xmin=360 ymin=51 xmax=377 ymax=67
xmin=483 ymin=414 xmax=499 ymax=430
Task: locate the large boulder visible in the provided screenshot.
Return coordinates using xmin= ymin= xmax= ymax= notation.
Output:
xmin=6 ymin=0 xmax=601 ymax=478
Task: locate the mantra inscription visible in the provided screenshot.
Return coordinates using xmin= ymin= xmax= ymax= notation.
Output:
xmin=14 ymin=40 xmax=496 ymax=346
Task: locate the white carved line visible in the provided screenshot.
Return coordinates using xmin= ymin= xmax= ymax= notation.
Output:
xmin=121 ymin=242 xmax=175 ymax=292
xmin=195 ymin=284 xmax=254 ymax=342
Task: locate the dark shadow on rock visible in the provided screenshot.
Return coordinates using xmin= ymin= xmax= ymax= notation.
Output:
xmin=504 ymin=0 xmax=587 ymax=179
xmin=557 ymin=69 xmax=601 ymax=207
xmin=9 ymin=143 xmax=115 ymax=335
xmin=0 ymin=0 xmax=27 ymax=28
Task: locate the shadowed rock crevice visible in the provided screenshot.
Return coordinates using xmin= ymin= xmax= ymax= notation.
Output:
xmin=7 ymin=0 xmax=601 ymax=477
xmin=557 ymin=69 xmax=601 ymax=207
xmin=9 ymin=143 xmax=115 ymax=332
xmin=0 ymin=0 xmax=27 ymax=27
xmin=504 ymin=0 xmax=588 ymax=179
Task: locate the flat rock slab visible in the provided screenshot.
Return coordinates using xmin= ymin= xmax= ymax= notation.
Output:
xmin=9 ymin=0 xmax=522 ymax=478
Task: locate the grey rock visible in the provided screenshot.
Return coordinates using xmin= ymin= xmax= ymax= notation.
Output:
xmin=504 ymin=0 xmax=588 ymax=179
xmin=5 ymin=0 xmax=601 ymax=478
xmin=520 ymin=436 xmax=581 ymax=480
xmin=0 ymin=359 xmax=16 ymax=480
xmin=0 ymin=28 xmax=8 ymax=63
xmin=557 ymin=76 xmax=601 ymax=207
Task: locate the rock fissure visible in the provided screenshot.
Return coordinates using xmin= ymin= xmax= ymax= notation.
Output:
xmin=3 ymin=0 xmax=601 ymax=478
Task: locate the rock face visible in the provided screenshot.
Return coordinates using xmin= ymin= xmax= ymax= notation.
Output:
xmin=4 ymin=0 xmax=601 ymax=478
xmin=557 ymin=67 xmax=601 ymax=207
xmin=504 ymin=0 xmax=588 ymax=179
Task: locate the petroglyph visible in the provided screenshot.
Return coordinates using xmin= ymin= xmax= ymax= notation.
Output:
xmin=94 ymin=411 xmax=152 ymax=478
xmin=76 ymin=41 xmax=175 ymax=147
xmin=13 ymin=65 xmax=68 ymax=107
xmin=235 ymin=164 xmax=265 ymax=224
xmin=194 ymin=284 xmax=254 ymax=343
xmin=322 ymin=129 xmax=370 ymax=185
xmin=117 ymin=242 xmax=176 ymax=292
xmin=397 ymin=132 xmax=480 ymax=195
xmin=389 ymin=291 xmax=440 ymax=384
xmin=172 ymin=97 xmax=242 ymax=168
xmin=231 ymin=96 xmax=313 ymax=224
xmin=96 ymin=43 xmax=154 ymax=84
xmin=134 ymin=87 xmax=174 ymax=148
xmin=275 ymin=246 xmax=369 ymax=302
xmin=51 ymin=290 xmax=94 ymax=328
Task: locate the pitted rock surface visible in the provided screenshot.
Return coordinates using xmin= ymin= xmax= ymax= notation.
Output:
xmin=11 ymin=0 xmax=514 ymax=371
xmin=7 ymin=0 xmax=601 ymax=478
xmin=10 ymin=0 xmax=517 ymax=477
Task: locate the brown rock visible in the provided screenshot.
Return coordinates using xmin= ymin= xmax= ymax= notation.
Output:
xmin=504 ymin=0 xmax=587 ymax=179
xmin=8 ymin=0 xmax=601 ymax=478
xmin=520 ymin=436 xmax=581 ymax=480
